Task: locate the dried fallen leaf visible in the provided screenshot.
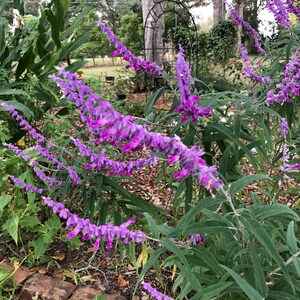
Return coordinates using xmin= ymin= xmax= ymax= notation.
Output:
xmin=117 ymin=274 xmax=127 ymax=287
xmin=51 ymin=254 xmax=65 ymax=261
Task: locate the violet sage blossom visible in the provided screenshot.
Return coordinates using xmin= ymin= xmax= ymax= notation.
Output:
xmin=240 ymin=43 xmax=272 ymax=84
xmin=224 ymin=0 xmax=265 ymax=53
xmin=266 ymin=51 xmax=300 ymax=106
xmin=98 ymin=22 xmax=163 ymax=77
xmin=71 ymin=137 xmax=157 ymax=177
xmin=43 ymin=197 xmax=146 ymax=250
xmin=10 ymin=175 xmax=43 ymax=194
xmin=142 ymin=281 xmax=174 ymax=300
xmin=175 ymin=45 xmax=212 ymax=123
xmin=50 ymin=68 xmax=223 ymax=191
xmin=188 ymin=233 xmax=206 ymax=245
xmin=266 ymin=0 xmax=291 ymax=27
xmin=2 ymin=103 xmax=46 ymax=144
xmin=279 ymin=118 xmax=300 ymax=186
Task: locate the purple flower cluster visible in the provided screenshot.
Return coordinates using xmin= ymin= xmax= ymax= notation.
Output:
xmin=2 ymin=103 xmax=46 ymax=143
xmin=239 ymin=43 xmax=272 ymax=84
xmin=142 ymin=282 xmax=174 ymax=300
xmin=67 ymin=166 xmax=82 ymax=186
xmin=188 ymin=233 xmax=206 ymax=245
xmin=224 ymin=0 xmax=265 ymax=53
xmin=3 ymin=141 xmax=63 ymax=188
xmin=279 ymin=118 xmax=300 ymax=186
xmin=71 ymin=137 xmax=157 ymax=176
xmin=175 ymin=46 xmax=212 ymax=123
xmin=3 ymin=142 xmax=31 ymax=162
xmin=10 ymin=175 xmax=43 ymax=194
xmin=266 ymin=0 xmax=291 ymax=27
xmin=43 ymin=197 xmax=146 ymax=250
xmin=32 ymin=166 xmax=63 ymax=188
xmin=32 ymin=145 xmax=63 ymax=169
xmin=266 ymin=51 xmax=300 ymax=106
xmin=50 ymin=68 xmax=223 ymax=191
xmin=98 ymin=22 xmax=163 ymax=77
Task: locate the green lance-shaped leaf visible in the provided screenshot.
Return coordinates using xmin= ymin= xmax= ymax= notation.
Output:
xmin=220 ymin=265 xmax=264 ymax=300
xmin=229 ymin=174 xmax=271 ymax=196
xmin=4 ymin=215 xmax=19 ymax=244
xmin=144 ymin=87 xmax=167 ymax=117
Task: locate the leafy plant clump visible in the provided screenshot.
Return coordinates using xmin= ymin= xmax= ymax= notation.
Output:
xmin=1 ymin=1 xmax=300 ymax=299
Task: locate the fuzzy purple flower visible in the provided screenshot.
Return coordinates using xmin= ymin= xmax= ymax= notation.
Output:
xmin=67 ymin=166 xmax=82 ymax=186
xmin=50 ymin=68 xmax=223 ymax=191
xmin=142 ymin=282 xmax=174 ymax=300
xmin=98 ymin=22 xmax=163 ymax=77
xmin=43 ymin=197 xmax=146 ymax=250
xmin=32 ymin=145 xmax=63 ymax=169
xmin=71 ymin=137 xmax=157 ymax=176
xmin=266 ymin=0 xmax=291 ymax=27
xmin=224 ymin=0 xmax=265 ymax=53
xmin=239 ymin=43 xmax=272 ymax=84
xmin=175 ymin=45 xmax=212 ymax=123
xmin=3 ymin=143 xmax=31 ymax=162
xmin=188 ymin=233 xmax=206 ymax=245
xmin=1 ymin=103 xmax=46 ymax=144
xmin=266 ymin=51 xmax=300 ymax=106
xmin=278 ymin=118 xmax=300 ymax=185
xmin=10 ymin=176 xmax=43 ymax=194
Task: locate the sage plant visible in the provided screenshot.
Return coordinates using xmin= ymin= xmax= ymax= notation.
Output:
xmin=175 ymin=45 xmax=212 ymax=123
xmin=50 ymin=68 xmax=223 ymax=191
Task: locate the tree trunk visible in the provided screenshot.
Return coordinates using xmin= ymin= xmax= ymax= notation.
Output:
xmin=235 ymin=0 xmax=244 ymax=55
xmin=141 ymin=0 xmax=165 ymax=66
xmin=213 ymin=0 xmax=225 ymax=24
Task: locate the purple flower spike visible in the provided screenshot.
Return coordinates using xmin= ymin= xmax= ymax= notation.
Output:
xmin=51 ymin=68 xmax=223 ymax=191
xmin=175 ymin=45 xmax=212 ymax=123
xmin=98 ymin=22 xmax=163 ymax=77
xmin=1 ymin=103 xmax=47 ymax=143
xmin=188 ymin=233 xmax=206 ymax=245
xmin=142 ymin=281 xmax=174 ymax=300
xmin=266 ymin=0 xmax=291 ymax=27
xmin=278 ymin=118 xmax=299 ymax=186
xmin=224 ymin=0 xmax=265 ymax=53
xmin=240 ymin=43 xmax=272 ymax=84
xmin=43 ymin=197 xmax=147 ymax=250
xmin=266 ymin=51 xmax=300 ymax=106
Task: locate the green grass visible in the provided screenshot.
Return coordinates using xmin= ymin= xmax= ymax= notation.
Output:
xmin=78 ymin=57 xmax=131 ymax=78
xmin=81 ymin=66 xmax=120 ymax=77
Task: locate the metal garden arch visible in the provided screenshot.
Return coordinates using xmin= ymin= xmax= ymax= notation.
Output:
xmin=142 ymin=0 xmax=199 ymax=76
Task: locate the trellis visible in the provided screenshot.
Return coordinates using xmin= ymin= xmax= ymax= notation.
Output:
xmin=143 ymin=0 xmax=199 ymax=76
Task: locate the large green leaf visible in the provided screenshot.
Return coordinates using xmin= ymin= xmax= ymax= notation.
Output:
xmin=221 ymin=265 xmax=264 ymax=300
xmin=161 ymin=238 xmax=202 ymax=291
xmin=60 ymin=33 xmax=92 ymax=60
xmin=191 ymin=282 xmax=234 ymax=300
xmin=0 ymin=100 xmax=34 ymax=119
xmin=0 ymin=0 xmax=6 ymax=15
xmin=240 ymin=216 xmax=294 ymax=291
xmin=4 ymin=215 xmax=19 ymax=244
xmin=0 ymin=89 xmax=27 ymax=96
xmin=15 ymin=46 xmax=34 ymax=79
xmin=0 ymin=195 xmax=12 ymax=211
xmin=144 ymin=87 xmax=167 ymax=117
xmin=250 ymin=242 xmax=268 ymax=297
xmin=287 ymin=221 xmax=299 ymax=254
xmin=207 ymin=123 xmax=260 ymax=169
xmin=134 ymin=248 xmax=165 ymax=294
xmin=230 ymin=174 xmax=271 ymax=195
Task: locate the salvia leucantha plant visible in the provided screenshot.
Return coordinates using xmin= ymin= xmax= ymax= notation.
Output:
xmin=1 ymin=0 xmax=300 ymax=299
